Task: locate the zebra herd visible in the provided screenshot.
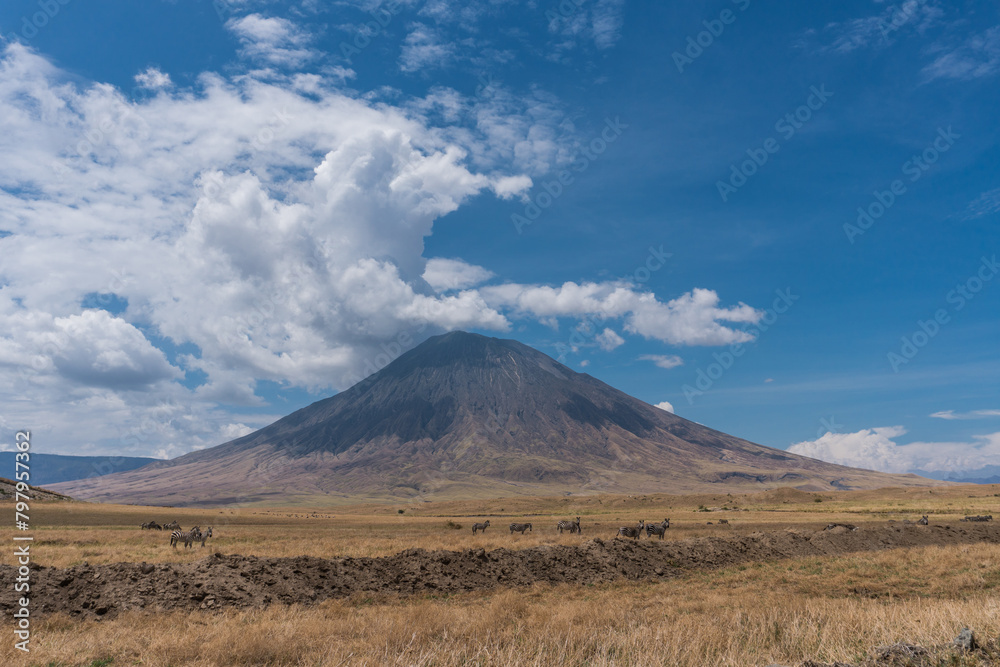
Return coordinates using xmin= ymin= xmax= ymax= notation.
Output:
xmin=467 ymin=516 xmax=671 ymax=540
xmin=471 ymin=519 xmax=560 ymax=535
xmin=170 ymin=526 xmax=212 ymax=549
xmin=614 ymin=518 xmax=672 ymax=540
xmin=140 ymin=520 xmax=179 ymax=531
xmin=140 ymin=520 xmax=214 ymax=548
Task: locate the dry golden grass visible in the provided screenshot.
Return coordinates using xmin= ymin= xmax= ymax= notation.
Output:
xmin=6 ymin=483 xmax=998 ymax=567
xmin=5 ymin=543 xmax=1000 ymax=666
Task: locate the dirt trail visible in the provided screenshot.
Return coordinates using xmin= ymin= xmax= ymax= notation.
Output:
xmin=3 ymin=522 xmax=998 ymax=619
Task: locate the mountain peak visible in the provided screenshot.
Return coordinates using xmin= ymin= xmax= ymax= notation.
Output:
xmin=52 ymin=332 xmax=931 ymax=506
xmin=370 ymin=330 xmax=568 ymax=383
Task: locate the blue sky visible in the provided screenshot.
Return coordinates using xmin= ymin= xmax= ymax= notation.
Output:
xmin=0 ymin=0 xmax=997 ymax=476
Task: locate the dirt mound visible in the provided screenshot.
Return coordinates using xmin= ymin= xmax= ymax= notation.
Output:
xmin=3 ymin=521 xmax=998 ymax=620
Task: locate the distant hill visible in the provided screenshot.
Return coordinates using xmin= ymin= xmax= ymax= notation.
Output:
xmin=0 ymin=453 xmax=158 ymax=486
xmin=915 ymin=466 xmax=1000 ymax=485
xmin=53 ymin=331 xmax=935 ymax=506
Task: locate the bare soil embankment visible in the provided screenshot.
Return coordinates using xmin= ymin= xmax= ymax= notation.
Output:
xmin=3 ymin=521 xmax=998 ymax=620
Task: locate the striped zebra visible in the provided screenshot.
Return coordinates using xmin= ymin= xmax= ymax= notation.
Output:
xmin=645 ymin=518 xmax=670 ymax=539
xmin=509 ymin=522 xmax=532 ymax=534
xmin=197 ymin=527 xmax=213 ymax=546
xmin=557 ymin=517 xmax=581 ymax=534
xmin=917 ymin=515 xmax=928 ymax=525
xmin=616 ymin=520 xmax=644 ymax=540
xmin=164 ymin=521 xmax=180 ymax=531
xmin=472 ymin=520 xmax=490 ymax=534
xmin=171 ymin=526 xmax=202 ymax=549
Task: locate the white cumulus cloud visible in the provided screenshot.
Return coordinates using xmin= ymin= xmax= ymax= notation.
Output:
xmin=226 ymin=14 xmax=317 ymax=67
xmin=0 ymin=43 xmax=762 ymax=457
xmin=481 ymin=283 xmax=761 ymax=346
xmin=134 ymin=67 xmax=171 ymax=90
xmin=400 ymin=23 xmax=457 ymax=72
xmin=640 ymin=354 xmax=684 ymax=370
xmin=930 ymin=409 xmax=1000 ymax=420
xmin=423 ymin=258 xmax=495 ymax=292
xmin=788 ymin=426 xmax=1000 ymax=474
xmin=595 ymin=328 xmax=625 ymax=351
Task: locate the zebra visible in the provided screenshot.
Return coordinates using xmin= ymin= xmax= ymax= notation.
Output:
xmin=149 ymin=521 xmax=162 ymax=531
xmin=616 ymin=520 xmax=644 ymax=540
xmin=557 ymin=516 xmax=581 ymax=534
xmin=197 ymin=526 xmax=213 ymax=546
xmin=509 ymin=522 xmax=532 ymax=534
xmin=917 ymin=515 xmax=929 ymax=525
xmin=185 ymin=528 xmax=202 ymax=548
xmin=164 ymin=521 xmax=180 ymax=531
xmin=171 ymin=526 xmax=202 ymax=548
xmin=141 ymin=522 xmax=150 ymax=530
xmin=472 ymin=520 xmax=490 ymax=534
xmin=645 ymin=518 xmax=670 ymax=539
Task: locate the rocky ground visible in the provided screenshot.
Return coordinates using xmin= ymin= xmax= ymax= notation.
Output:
xmin=774 ymin=631 xmax=999 ymax=666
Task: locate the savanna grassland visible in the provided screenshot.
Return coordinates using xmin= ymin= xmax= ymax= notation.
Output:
xmin=3 ymin=483 xmax=1000 ymax=666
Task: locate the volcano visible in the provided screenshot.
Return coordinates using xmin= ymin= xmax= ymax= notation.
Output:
xmin=53 ymin=331 xmax=928 ymax=506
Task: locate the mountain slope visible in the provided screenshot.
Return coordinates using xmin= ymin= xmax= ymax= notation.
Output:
xmin=52 ymin=331 xmax=931 ymax=506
